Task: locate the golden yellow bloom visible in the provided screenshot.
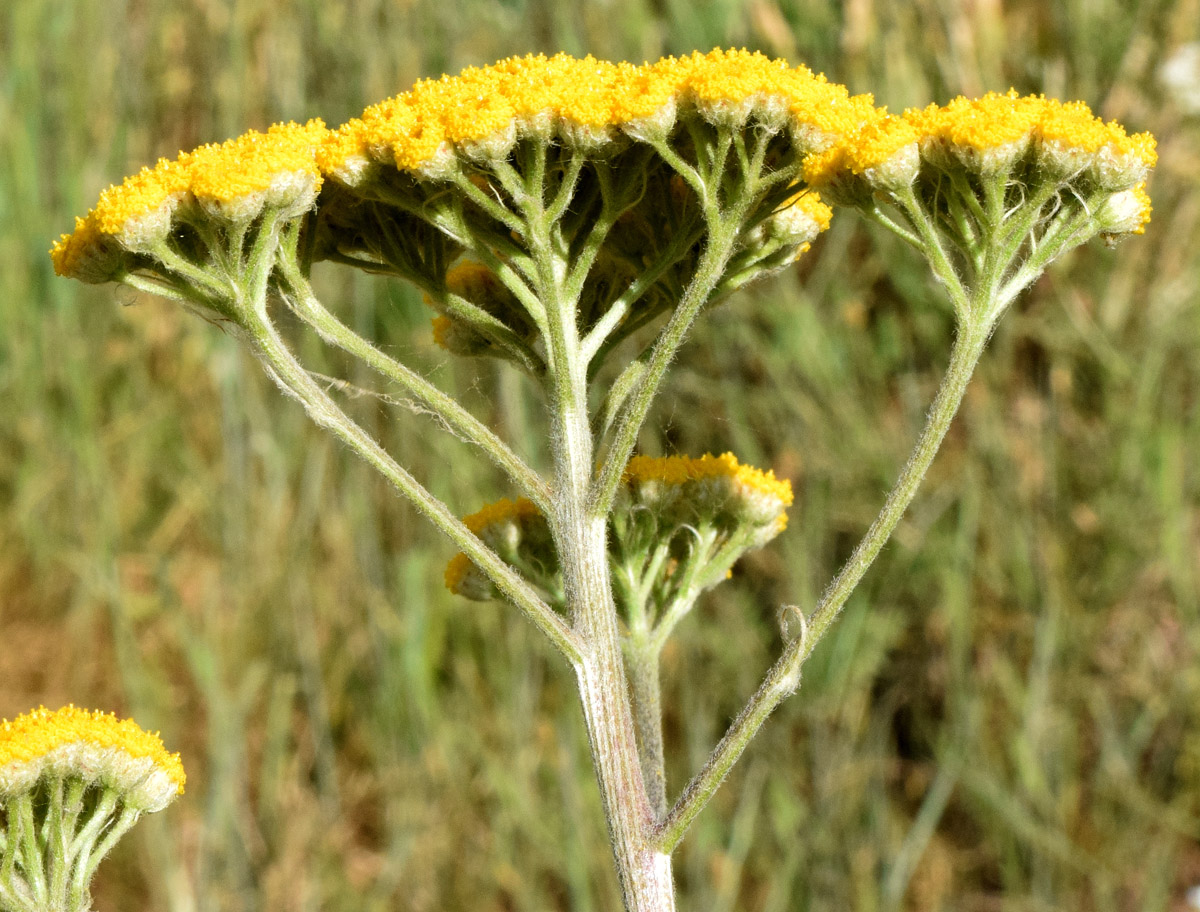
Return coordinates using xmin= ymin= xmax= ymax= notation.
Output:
xmin=769 ymin=190 xmax=834 ymax=246
xmin=0 ymin=705 xmax=184 ymax=810
xmin=51 ymin=120 xmax=328 ymax=280
xmin=50 ymin=154 xmax=193 ymax=279
xmin=808 ymin=89 xmax=1156 ymax=189
xmin=625 ymin=452 xmax=793 ymax=508
xmin=189 ymin=119 xmax=328 ymax=220
xmin=1097 ymin=181 xmax=1153 ymax=237
xmin=320 ymin=50 xmax=878 ymax=182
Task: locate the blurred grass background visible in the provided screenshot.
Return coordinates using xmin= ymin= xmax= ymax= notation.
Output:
xmin=2 ymin=0 xmax=1199 ymax=909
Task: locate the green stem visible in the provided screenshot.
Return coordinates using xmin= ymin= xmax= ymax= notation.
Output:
xmin=274 ymin=249 xmax=552 ymax=511
xmin=81 ymin=806 xmax=140 ymax=884
xmin=44 ymin=778 xmax=68 ymax=909
xmin=13 ymin=795 xmax=45 ymax=907
xmin=528 ymin=178 xmax=676 ymax=909
xmin=239 ymin=282 xmax=583 ymax=664
xmin=625 ymin=634 xmax=668 ymax=821
xmin=591 ymin=222 xmax=741 ymax=517
xmin=655 ymin=313 xmax=992 ymax=854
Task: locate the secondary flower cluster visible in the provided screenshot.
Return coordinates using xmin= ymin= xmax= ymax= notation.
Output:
xmin=1 ymin=706 xmax=185 ymax=912
xmin=803 ymin=90 xmax=1155 ymax=317
xmin=806 ymin=91 xmax=1154 ymax=194
xmin=447 ymin=454 xmax=792 ymax=638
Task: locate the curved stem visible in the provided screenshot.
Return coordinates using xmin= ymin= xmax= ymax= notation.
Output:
xmin=274 ymin=250 xmax=552 ymax=511
xmin=240 ymin=290 xmax=583 ymax=664
xmin=655 ymin=314 xmax=991 ymax=854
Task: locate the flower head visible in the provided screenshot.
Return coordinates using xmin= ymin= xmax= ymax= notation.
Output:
xmin=319 ymin=50 xmax=876 ymax=182
xmin=623 ymin=452 xmax=793 ymax=533
xmin=803 ymin=89 xmax=1157 ymax=321
xmin=51 ymin=120 xmax=328 ymax=284
xmin=1 ymin=706 xmax=185 ymax=912
xmin=0 ymin=704 xmax=185 ymax=809
xmin=189 ymin=119 xmax=327 ymax=221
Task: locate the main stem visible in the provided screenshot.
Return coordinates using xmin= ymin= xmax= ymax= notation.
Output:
xmin=536 ymin=216 xmax=675 ymax=907
xmin=556 ymin=364 xmax=676 ymax=910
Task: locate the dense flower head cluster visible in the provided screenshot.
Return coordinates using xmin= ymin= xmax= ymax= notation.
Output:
xmin=623 ymin=452 xmax=793 ymax=531
xmin=806 ymin=90 xmax=1156 ymax=202
xmin=0 ymin=705 xmax=185 ymax=811
xmin=319 ymin=49 xmax=876 ymax=183
xmin=428 ymin=261 xmax=538 ymax=356
xmin=446 ymin=453 xmax=793 ymax=607
xmin=50 ymin=120 xmax=328 ymax=282
xmin=444 ymin=497 xmax=555 ymax=599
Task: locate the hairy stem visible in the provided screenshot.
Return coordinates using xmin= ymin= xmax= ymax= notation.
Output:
xmin=525 ymin=175 xmax=676 ymax=908
xmin=655 ymin=313 xmax=991 ymax=853
xmin=238 ymin=292 xmax=583 ymax=664
xmin=274 ymin=249 xmax=552 ymax=511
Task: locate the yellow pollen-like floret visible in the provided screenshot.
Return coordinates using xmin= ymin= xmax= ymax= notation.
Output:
xmin=444 ymin=552 xmax=473 ymax=593
xmin=52 ymin=120 xmax=330 ymax=278
xmin=906 ymin=90 xmax=1044 ymax=152
xmin=49 ymin=155 xmax=194 ymax=277
xmin=1131 ymin=182 xmax=1153 ymax=234
xmin=461 ymin=496 xmax=541 ymax=533
xmin=0 ymin=705 xmax=185 ymax=794
xmin=319 ymin=50 xmax=878 ymax=179
xmin=444 ymin=497 xmax=543 ymax=593
xmin=1037 ymin=99 xmax=1157 ymax=165
xmin=807 ymin=89 xmax=1156 ymax=188
xmin=624 ymin=452 xmax=794 ymax=507
xmin=791 ymin=190 xmax=834 ymax=233
xmin=188 ymin=119 xmax=327 ymax=205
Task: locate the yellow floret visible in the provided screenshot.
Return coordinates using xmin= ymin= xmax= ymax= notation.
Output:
xmin=625 ymin=452 xmax=794 ymax=507
xmin=1037 ymin=98 xmax=1157 ymax=165
xmin=0 ymin=705 xmax=185 ymax=794
xmin=461 ymin=496 xmax=541 ymax=533
xmin=444 ymin=497 xmax=543 ymax=594
xmin=1131 ymin=182 xmax=1153 ymax=234
xmin=91 ymin=155 xmax=195 ymax=237
xmin=319 ymin=50 xmax=878 ymax=179
xmin=907 ymin=90 xmax=1044 ymax=152
xmin=189 ymin=119 xmax=327 ymax=212
xmin=793 ymin=190 xmax=834 ymax=233
xmin=53 ymin=120 xmax=329 ymax=277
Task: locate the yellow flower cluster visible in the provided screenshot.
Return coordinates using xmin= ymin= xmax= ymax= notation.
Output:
xmin=51 ymin=50 xmax=868 ymax=281
xmin=320 ymin=49 xmax=876 ymax=181
xmin=805 ymin=90 xmax=1156 ymax=194
xmin=50 ymin=120 xmax=328 ymax=280
xmin=624 ymin=452 xmax=794 ymax=509
xmin=0 ymin=705 xmax=185 ymax=809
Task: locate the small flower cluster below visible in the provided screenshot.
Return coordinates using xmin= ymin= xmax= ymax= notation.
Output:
xmin=446 ymin=454 xmax=793 ymax=640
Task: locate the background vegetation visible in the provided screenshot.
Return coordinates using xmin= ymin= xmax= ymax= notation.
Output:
xmin=2 ymin=0 xmax=1198 ymax=909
